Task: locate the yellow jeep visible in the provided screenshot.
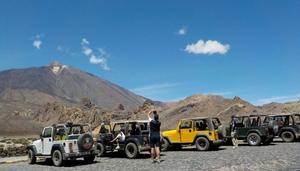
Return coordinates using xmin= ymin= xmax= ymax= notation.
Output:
xmin=161 ymin=117 xmax=224 ymax=151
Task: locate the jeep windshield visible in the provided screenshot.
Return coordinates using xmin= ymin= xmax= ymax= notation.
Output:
xmin=66 ymin=124 xmax=91 ymax=140
xmin=294 ymin=114 xmax=300 ymax=124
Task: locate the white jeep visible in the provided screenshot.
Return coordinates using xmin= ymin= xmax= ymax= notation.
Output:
xmin=27 ymin=123 xmax=98 ymax=166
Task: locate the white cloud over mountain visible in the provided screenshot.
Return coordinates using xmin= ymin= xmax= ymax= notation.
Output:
xmin=81 ymin=38 xmax=110 ymax=71
xmin=185 ymin=40 xmax=230 ymax=55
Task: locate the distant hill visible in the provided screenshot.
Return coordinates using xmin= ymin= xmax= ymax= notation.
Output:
xmin=0 ymin=62 xmax=145 ymax=135
xmin=133 ymin=95 xmax=300 ymax=130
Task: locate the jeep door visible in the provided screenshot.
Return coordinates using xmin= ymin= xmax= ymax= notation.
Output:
xmin=42 ymin=127 xmax=53 ymax=155
xmin=179 ymin=120 xmax=195 ymax=143
xmin=235 ymin=117 xmax=248 ymax=138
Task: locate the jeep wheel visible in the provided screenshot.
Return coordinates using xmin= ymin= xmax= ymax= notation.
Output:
xmin=28 ymin=149 xmax=36 ymax=164
xmin=161 ymin=138 xmax=169 ymax=151
xmin=195 ymin=137 xmax=210 ymax=151
xmin=247 ymin=133 xmax=261 ymax=146
xmin=52 ymin=150 xmax=63 ymax=167
xmin=281 ymin=131 xmax=295 ymax=142
xmin=97 ymin=143 xmax=106 ymax=157
xmin=125 ymin=142 xmax=139 ymax=159
xmin=84 ymin=155 xmax=95 ymax=163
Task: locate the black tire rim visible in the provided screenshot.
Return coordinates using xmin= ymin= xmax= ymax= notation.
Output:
xmin=127 ymin=145 xmax=135 ymax=154
xmin=282 ymin=132 xmax=294 ymax=141
xmin=197 ymin=139 xmax=207 ymax=150
xmin=53 ymin=151 xmax=61 ymax=164
xmin=126 ymin=144 xmax=137 ymax=158
xmin=198 ymin=139 xmax=207 ymax=148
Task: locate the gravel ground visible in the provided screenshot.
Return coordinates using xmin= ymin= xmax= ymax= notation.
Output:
xmin=0 ymin=141 xmax=299 ymax=171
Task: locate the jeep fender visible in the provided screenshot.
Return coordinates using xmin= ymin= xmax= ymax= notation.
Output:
xmin=162 ymin=136 xmax=172 ymax=145
xmin=125 ymin=138 xmax=141 ymax=152
xmin=51 ymin=144 xmax=66 ymax=158
xmin=27 ymin=145 xmax=37 ymax=154
xmin=278 ymin=128 xmax=296 ymax=136
xmin=193 ymin=135 xmax=210 ymax=144
xmin=246 ymin=130 xmax=262 ymax=137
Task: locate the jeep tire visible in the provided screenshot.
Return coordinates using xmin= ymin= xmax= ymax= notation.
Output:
xmin=125 ymin=142 xmax=138 ymax=159
xmin=52 ymin=150 xmax=63 ymax=167
xmin=247 ymin=133 xmax=261 ymax=146
xmin=281 ymin=131 xmax=295 ymax=142
xmin=195 ymin=137 xmax=210 ymax=151
xmin=84 ymin=155 xmax=95 ymax=163
xmin=28 ymin=149 xmax=36 ymax=164
xmin=161 ymin=138 xmax=170 ymax=151
xmin=97 ymin=142 xmax=106 ymax=157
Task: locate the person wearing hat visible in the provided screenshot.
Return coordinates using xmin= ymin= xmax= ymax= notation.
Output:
xmin=148 ymin=110 xmax=161 ymax=163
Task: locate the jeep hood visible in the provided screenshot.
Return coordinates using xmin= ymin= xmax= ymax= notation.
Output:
xmin=162 ymin=129 xmax=178 ymax=137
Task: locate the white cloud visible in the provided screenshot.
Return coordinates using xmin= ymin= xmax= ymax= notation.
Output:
xmin=81 ymin=38 xmax=89 ymax=45
xmin=57 ymin=46 xmax=76 ymax=56
xmin=177 ymin=26 xmax=187 ymax=35
xmin=33 ymin=34 xmax=42 ymax=49
xmin=257 ymin=93 xmax=300 ymax=105
xmin=81 ymin=38 xmax=110 ymax=71
xmin=205 ymin=91 xmax=233 ymax=96
xmin=131 ymin=83 xmax=178 ymax=96
xmin=82 ymin=46 xmax=93 ymax=56
xmin=185 ymin=40 xmax=230 ymax=55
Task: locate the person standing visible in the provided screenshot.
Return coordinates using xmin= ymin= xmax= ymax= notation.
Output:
xmin=231 ymin=115 xmax=238 ymax=149
xmin=148 ymin=110 xmax=161 ymax=163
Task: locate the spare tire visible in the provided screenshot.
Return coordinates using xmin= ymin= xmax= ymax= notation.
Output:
xmin=218 ymin=125 xmax=229 ymax=138
xmin=78 ymin=133 xmax=94 ymax=151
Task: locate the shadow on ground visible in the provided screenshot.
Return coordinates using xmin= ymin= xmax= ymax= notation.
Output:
xmin=164 ymin=147 xmax=227 ymax=152
xmin=100 ymin=152 xmax=166 ymax=159
xmin=34 ymin=159 xmax=99 ymax=167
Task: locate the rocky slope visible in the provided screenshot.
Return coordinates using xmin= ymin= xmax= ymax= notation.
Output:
xmin=133 ymin=94 xmax=300 ymax=130
xmin=1 ymin=62 xmax=300 ymax=135
xmin=0 ymin=62 xmax=145 ymax=135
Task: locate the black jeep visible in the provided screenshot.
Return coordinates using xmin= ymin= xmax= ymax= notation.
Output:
xmin=263 ymin=113 xmax=300 ymax=142
xmin=96 ymin=120 xmax=151 ymax=159
xmin=220 ymin=115 xmax=275 ymax=146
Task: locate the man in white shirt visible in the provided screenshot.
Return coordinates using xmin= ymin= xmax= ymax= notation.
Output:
xmin=110 ymin=128 xmax=125 ymax=150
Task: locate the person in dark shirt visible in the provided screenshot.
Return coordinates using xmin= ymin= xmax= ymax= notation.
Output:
xmin=148 ymin=110 xmax=161 ymax=163
xmin=99 ymin=123 xmax=108 ymax=134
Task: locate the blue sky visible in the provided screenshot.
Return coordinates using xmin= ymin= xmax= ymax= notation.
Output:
xmin=1 ymin=0 xmax=300 ymax=105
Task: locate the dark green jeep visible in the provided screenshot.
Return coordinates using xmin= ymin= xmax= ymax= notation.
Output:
xmin=96 ymin=120 xmax=151 ymax=159
xmin=219 ymin=115 xmax=275 ymax=146
xmin=263 ymin=113 xmax=300 ymax=142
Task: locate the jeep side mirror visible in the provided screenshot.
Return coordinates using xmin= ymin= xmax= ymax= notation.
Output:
xmin=40 ymin=133 xmax=43 ymax=139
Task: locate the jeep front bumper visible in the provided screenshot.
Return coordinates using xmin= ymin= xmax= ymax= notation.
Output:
xmin=295 ymin=132 xmax=300 ymax=139
xmin=212 ymin=139 xmax=225 ymax=145
xmin=63 ymin=150 xmax=99 ymax=159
